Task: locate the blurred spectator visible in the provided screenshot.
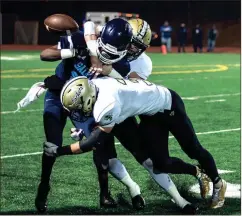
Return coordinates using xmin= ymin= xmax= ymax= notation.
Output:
xmin=207 ymin=24 xmax=218 ymax=52
xmin=177 ymin=23 xmax=187 ymax=53
xmin=192 ymin=24 xmax=203 ymax=53
xmin=160 ymin=21 xmax=172 ymax=52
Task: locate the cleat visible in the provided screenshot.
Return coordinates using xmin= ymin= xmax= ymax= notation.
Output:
xmin=181 ymin=204 xmax=198 ymax=215
xmin=131 ymin=194 xmax=145 ymax=210
xmin=100 ymin=191 xmax=117 ymax=208
xmin=196 ymin=166 xmax=210 ymax=199
xmin=35 ymin=182 xmax=50 ymax=213
xmin=210 ymin=179 xmax=227 ymax=209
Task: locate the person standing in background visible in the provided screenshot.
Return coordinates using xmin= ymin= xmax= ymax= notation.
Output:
xmin=160 ymin=21 xmax=172 ymax=53
xmin=192 ymin=24 xmax=203 ymax=53
xmin=207 ymin=24 xmax=218 ymax=52
xmin=177 ymin=23 xmax=187 ymax=53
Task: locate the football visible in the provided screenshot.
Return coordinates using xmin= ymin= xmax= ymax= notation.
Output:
xmin=44 ymin=14 xmax=79 ymax=34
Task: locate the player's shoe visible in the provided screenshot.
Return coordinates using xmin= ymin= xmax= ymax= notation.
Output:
xmin=196 ymin=166 xmax=210 ymax=199
xmin=131 ymin=194 xmax=145 ymax=210
xmin=100 ymin=191 xmax=117 ymax=208
xmin=35 ymin=182 xmax=50 ymax=213
xmin=181 ymin=203 xmax=198 ymax=215
xmin=210 ymin=179 xmax=227 ymax=209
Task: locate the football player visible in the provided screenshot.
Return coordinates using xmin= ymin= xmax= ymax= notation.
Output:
xmin=81 ymin=18 xmax=204 ymax=213
xmin=44 ymin=76 xmax=227 ymax=211
xmin=35 ymin=18 xmax=144 ymax=212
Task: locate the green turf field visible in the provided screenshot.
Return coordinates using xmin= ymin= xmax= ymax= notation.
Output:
xmin=1 ymin=51 xmax=241 ymax=215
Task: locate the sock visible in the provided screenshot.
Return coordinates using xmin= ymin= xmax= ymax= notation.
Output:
xmin=214 ymin=177 xmax=222 ymax=188
xmin=93 ymin=151 xmax=109 ymax=196
xmin=142 ymin=158 xmax=190 ymax=209
xmin=109 ymin=158 xmax=140 ymax=197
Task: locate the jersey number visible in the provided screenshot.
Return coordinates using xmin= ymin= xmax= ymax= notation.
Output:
xmin=115 ymin=78 xmax=153 ymax=86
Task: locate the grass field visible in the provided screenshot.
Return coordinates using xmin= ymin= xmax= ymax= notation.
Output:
xmin=1 ymin=51 xmax=241 ymax=215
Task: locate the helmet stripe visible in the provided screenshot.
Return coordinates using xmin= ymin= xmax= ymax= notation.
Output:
xmin=137 ymin=20 xmax=148 ymax=40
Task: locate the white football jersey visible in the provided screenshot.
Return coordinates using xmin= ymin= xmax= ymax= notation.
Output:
xmin=129 ymin=53 xmax=152 ymax=80
xmin=92 ymin=77 xmax=172 ymax=127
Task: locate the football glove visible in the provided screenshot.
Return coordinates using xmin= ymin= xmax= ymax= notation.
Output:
xmin=43 ymin=141 xmax=59 ymax=157
xmin=70 ymin=128 xmax=85 ymax=141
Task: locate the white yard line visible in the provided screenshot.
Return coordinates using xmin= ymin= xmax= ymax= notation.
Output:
xmin=1 ymin=127 xmax=240 ymax=159
xmin=205 ymin=99 xmax=226 ymax=103
xmin=1 ymin=109 xmax=43 ymax=115
xmin=182 ymin=92 xmax=240 ymax=100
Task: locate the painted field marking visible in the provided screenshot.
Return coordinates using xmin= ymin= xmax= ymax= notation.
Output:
xmin=181 ymin=92 xmax=240 ymax=100
xmin=1 ymin=127 xmax=240 ymax=159
xmin=189 ymin=169 xmax=240 ymax=198
xmin=1 ymin=63 xmax=239 ymax=78
xmin=205 ymin=99 xmax=226 ymax=103
xmin=1 ymin=55 xmax=40 ymax=61
xmin=152 ymin=64 xmax=240 ymax=68
xmin=1 ymin=68 xmax=54 ymax=73
xmin=1 ymin=74 xmax=51 ymax=79
xmin=153 ymin=65 xmax=228 ymax=75
xmin=1 ymin=109 xmax=43 ymax=115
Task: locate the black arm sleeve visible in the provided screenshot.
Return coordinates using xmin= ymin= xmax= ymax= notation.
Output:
xmin=44 ymin=75 xmax=66 ymax=91
xmin=79 ymin=127 xmax=110 ymax=153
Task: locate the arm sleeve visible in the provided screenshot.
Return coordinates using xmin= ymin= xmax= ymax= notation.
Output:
xmin=79 ymin=127 xmax=110 ymax=153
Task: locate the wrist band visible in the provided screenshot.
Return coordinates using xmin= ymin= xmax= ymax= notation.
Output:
xmin=60 ymin=49 xmax=75 ymax=59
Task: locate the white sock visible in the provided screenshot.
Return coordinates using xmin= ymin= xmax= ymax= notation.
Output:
xmin=108 ymin=158 xmax=140 ymax=198
xmin=142 ymin=158 xmax=190 ymax=208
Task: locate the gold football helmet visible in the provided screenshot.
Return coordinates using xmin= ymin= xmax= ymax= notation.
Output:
xmin=60 ymin=77 xmax=97 ymax=116
xmin=127 ymin=18 xmax=152 ymax=61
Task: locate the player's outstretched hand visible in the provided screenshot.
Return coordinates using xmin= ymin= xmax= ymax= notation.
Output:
xmin=44 ymin=141 xmax=59 ymax=157
xmin=89 ymin=56 xmax=103 ymax=74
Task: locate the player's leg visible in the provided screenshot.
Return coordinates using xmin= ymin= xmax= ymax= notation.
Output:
xmin=92 ymin=135 xmax=117 ymax=208
xmin=35 ymin=90 xmax=67 ymax=212
xmin=138 ymin=117 xmax=197 ymax=214
xmin=71 ymin=114 xmax=116 ymax=208
xmin=104 ymin=131 xmax=144 ymax=210
xmin=168 ymin=89 xmax=227 ymax=208
xmin=113 ymin=117 xmax=196 ymax=213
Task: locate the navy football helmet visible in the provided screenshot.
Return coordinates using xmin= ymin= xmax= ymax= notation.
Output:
xmin=97 ymin=18 xmax=133 ymax=64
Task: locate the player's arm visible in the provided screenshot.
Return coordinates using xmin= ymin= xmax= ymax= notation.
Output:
xmin=40 ymin=45 xmax=76 ymax=62
xmin=44 ymin=126 xmax=113 ymax=157
xmin=44 ymin=102 xmax=119 ymax=157
xmin=40 ymin=45 xmax=60 ymax=61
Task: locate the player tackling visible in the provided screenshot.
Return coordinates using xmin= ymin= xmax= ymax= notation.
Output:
xmin=44 ymin=76 xmax=227 ymax=210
